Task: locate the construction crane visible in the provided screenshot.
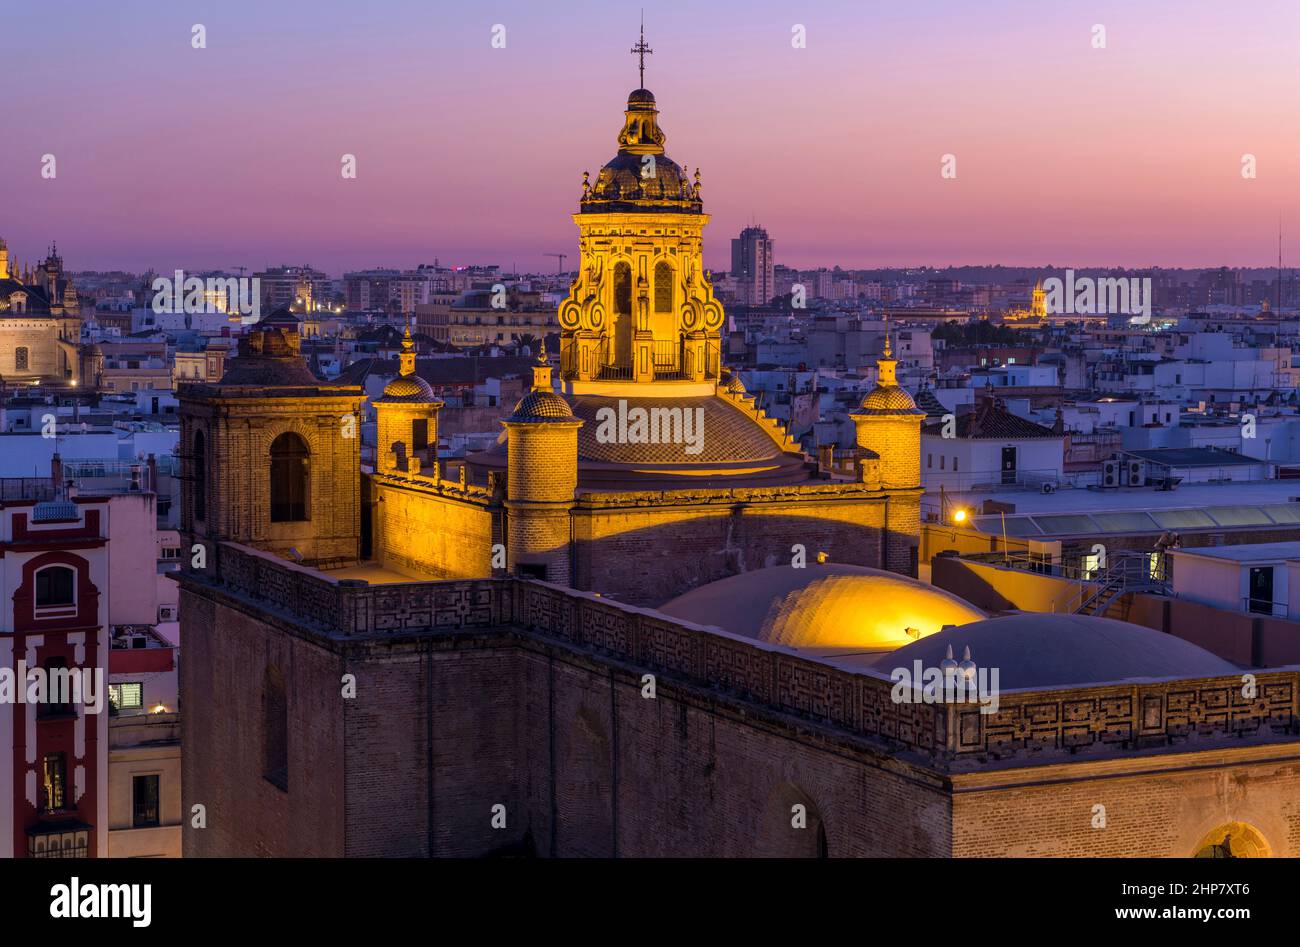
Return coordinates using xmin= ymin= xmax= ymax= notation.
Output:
xmin=544 ymin=253 xmax=568 ymax=275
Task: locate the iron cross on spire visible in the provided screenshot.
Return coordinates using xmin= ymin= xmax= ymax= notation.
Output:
xmin=631 ymin=13 xmax=652 ymax=89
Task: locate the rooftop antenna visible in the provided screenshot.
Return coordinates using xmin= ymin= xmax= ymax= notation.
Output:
xmin=631 ymin=10 xmax=652 ymax=89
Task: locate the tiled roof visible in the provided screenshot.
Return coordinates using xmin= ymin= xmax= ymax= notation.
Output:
xmin=913 ymin=389 xmax=948 ymax=419
xmin=922 ymin=401 xmax=1058 ymax=439
xmin=569 ymin=395 xmax=785 ymax=465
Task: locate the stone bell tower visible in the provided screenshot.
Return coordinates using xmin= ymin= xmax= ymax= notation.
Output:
xmin=556 ymin=78 xmax=725 ymax=389
xmin=850 ymin=324 xmax=924 ymax=575
xmin=178 ymin=308 xmax=366 ymax=567
xmin=372 ymin=324 xmax=443 ymax=476
xmin=501 ymin=346 xmax=583 ymax=582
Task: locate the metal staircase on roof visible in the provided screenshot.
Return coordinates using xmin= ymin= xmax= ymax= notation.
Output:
xmin=1069 ymin=550 xmax=1169 ymax=617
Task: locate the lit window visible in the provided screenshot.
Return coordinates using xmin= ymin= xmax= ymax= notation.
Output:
xmin=42 ymin=753 xmax=67 ymax=812
xmin=109 ymin=682 xmax=144 ymax=712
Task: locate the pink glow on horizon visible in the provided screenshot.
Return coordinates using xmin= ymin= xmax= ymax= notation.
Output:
xmin=4 ymin=0 xmax=1299 ymax=273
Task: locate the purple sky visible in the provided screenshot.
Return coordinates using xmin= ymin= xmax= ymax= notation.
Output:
xmin=5 ymin=0 xmax=1300 ymax=274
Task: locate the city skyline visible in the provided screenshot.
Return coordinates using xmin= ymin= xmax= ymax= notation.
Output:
xmin=6 ymin=0 xmax=1300 ymax=273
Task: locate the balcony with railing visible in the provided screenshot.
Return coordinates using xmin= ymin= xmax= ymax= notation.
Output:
xmin=574 ymin=337 xmax=722 ymax=382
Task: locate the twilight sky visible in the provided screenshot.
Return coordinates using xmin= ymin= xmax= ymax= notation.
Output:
xmin=5 ymin=0 xmax=1299 ymax=274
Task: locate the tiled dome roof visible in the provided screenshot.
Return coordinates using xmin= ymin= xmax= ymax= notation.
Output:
xmin=506 ymin=389 xmax=577 ymax=423
xmin=379 ymin=374 xmax=437 ymax=403
xmin=858 ymin=384 xmax=923 ymax=415
xmin=569 ymin=395 xmax=783 ymax=465
xmin=580 ymin=89 xmax=703 ymax=215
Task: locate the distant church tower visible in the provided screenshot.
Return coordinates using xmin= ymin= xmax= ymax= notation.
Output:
xmin=178 ymin=309 xmax=366 ymax=567
xmin=1031 ymin=280 xmax=1047 ymax=319
xmin=850 ymin=327 xmax=924 ymax=573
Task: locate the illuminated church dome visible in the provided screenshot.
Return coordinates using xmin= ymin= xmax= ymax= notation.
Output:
xmin=581 ymin=67 xmax=702 ymax=215
xmin=658 ymin=563 xmax=986 ymax=651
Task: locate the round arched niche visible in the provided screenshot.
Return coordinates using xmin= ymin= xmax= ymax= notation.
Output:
xmin=1193 ymin=822 xmax=1270 ymax=858
xmin=754 ymin=782 xmax=829 ymax=858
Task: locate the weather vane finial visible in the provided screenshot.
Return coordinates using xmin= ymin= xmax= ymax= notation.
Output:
xmin=631 ymin=11 xmax=652 ymax=89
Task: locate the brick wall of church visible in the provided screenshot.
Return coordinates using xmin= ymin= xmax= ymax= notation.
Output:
xmin=951 ymin=749 xmax=1300 ymax=857
xmin=506 ymin=423 xmax=579 ymax=582
xmin=340 ymin=639 xmax=529 ymax=857
xmin=181 ymin=394 xmax=363 ymax=565
xmin=0 ymin=322 xmax=74 ymax=380
xmin=179 ymin=562 xmax=1300 ymax=859
xmin=375 ymin=485 xmax=494 ymax=579
xmin=178 ymin=581 xmax=951 ymax=858
xmin=179 ymin=589 xmax=347 ymax=857
xmin=855 ymin=416 xmax=923 ymax=491
xmin=884 ymin=493 xmax=922 ymax=577
xmin=573 ymin=492 xmax=890 ymax=605
xmin=515 ymin=649 xmax=952 ymax=857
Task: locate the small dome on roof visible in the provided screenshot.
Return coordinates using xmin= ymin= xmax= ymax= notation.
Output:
xmin=658 ymin=563 xmax=986 ymax=651
xmin=506 ymin=389 xmax=577 ymax=423
xmin=379 ymin=373 xmax=437 ymax=403
xmin=859 ymin=384 xmax=923 ymax=414
xmin=874 ymin=614 xmax=1240 ymax=690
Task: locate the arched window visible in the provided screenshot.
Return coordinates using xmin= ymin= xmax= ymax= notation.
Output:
xmin=263 ymin=666 xmax=288 ymax=790
xmin=1194 ymin=822 xmax=1270 ymax=858
xmin=269 ymin=432 xmax=309 ymax=522
xmin=192 ymin=430 xmax=206 ymax=522
xmin=654 ymin=261 xmax=673 ymax=313
xmin=35 ymin=566 xmax=75 ymax=608
xmin=613 ymin=263 xmax=632 ymax=316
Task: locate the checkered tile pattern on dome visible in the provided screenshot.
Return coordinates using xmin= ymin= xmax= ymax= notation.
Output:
xmin=569 ymin=395 xmax=785 ymax=465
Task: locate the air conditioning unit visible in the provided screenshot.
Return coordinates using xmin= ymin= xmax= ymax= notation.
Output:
xmin=1127 ymin=460 xmax=1144 ymax=487
xmin=1101 ymin=459 xmax=1120 ymax=488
